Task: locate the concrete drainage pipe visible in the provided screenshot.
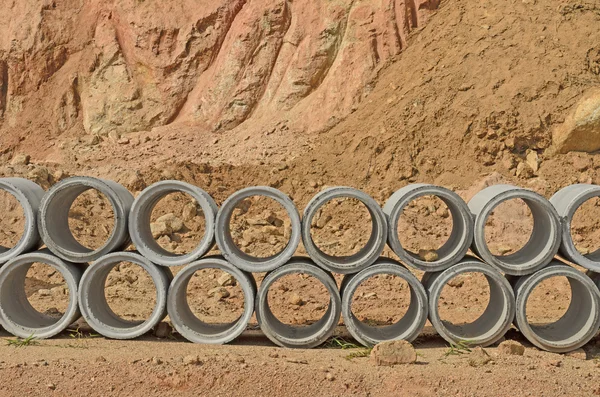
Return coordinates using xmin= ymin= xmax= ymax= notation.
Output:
xmin=302 ymin=187 xmax=387 ymax=274
xmin=38 ymin=177 xmax=134 ymax=263
xmin=340 ymin=258 xmax=428 ymax=347
xmin=468 ymin=184 xmax=561 ymax=275
xmin=383 ymin=184 xmax=473 ymax=272
xmin=422 ymin=256 xmax=515 ymax=347
xmin=78 ymin=251 xmax=172 ymax=339
xmin=215 ymin=186 xmax=301 ymax=273
xmin=0 ymin=249 xmax=83 ymax=339
xmin=255 ymin=257 xmax=341 ymax=348
xmin=167 ymin=256 xmax=256 ymax=344
xmin=0 ymin=178 xmax=46 ymax=264
xmin=550 ymin=184 xmax=600 ymax=272
xmin=129 ymin=181 xmax=218 ymax=267
xmin=513 ymin=262 xmax=600 ymax=353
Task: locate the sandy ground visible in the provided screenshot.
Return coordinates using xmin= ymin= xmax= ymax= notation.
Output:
xmin=0 ymin=187 xmax=595 ymax=396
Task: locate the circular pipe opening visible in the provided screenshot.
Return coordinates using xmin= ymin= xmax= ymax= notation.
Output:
xmin=302 ymin=187 xmax=387 ymax=274
xmin=216 ymin=187 xmax=300 ymax=273
xmin=0 ymin=251 xmax=81 ymax=339
xmin=130 ymin=181 xmax=217 ymax=267
xmin=0 ymin=178 xmax=45 ymax=263
xmin=424 ymin=260 xmax=515 ymax=346
xmin=340 ymin=260 xmax=427 ymax=346
xmin=472 ymin=188 xmax=560 ymax=275
xmin=515 ymin=264 xmax=600 ymax=352
xmin=384 ymin=185 xmax=472 ymax=272
xmin=551 ymin=185 xmax=600 ymax=271
xmin=39 ymin=178 xmax=133 ymax=263
xmin=78 ymin=252 xmax=170 ymax=339
xmin=167 ymin=257 xmax=255 ymax=344
xmin=256 ymin=259 xmax=341 ymax=348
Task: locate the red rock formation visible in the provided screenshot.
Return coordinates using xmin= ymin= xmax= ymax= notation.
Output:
xmin=0 ymin=0 xmax=438 ymax=140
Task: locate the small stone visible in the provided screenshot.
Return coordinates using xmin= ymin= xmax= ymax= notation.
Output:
xmin=150 ymin=222 xmax=171 ymax=238
xmin=370 ymin=340 xmax=417 ymax=366
xmin=526 ymin=150 xmax=540 ymax=172
xmin=289 ymin=294 xmax=303 ymax=306
xmin=181 ymin=203 xmax=197 ymax=221
xmin=436 ymin=207 xmax=450 ymax=218
xmin=151 ymin=357 xmax=163 ymax=365
xmin=38 ymin=289 xmax=52 ymax=297
xmin=325 ymin=372 xmax=335 ymax=381
xmin=95 ymin=356 xmax=107 ymax=363
xmin=266 ymin=212 xmax=284 ymax=227
xmin=108 ymin=131 xmax=121 ymax=142
xmin=309 ymin=180 xmax=318 ymax=188
xmin=153 ymin=322 xmax=173 ymax=338
xmin=468 ymin=347 xmax=492 ymax=367
xmin=316 ymin=215 xmax=332 ymax=229
xmin=217 ymin=273 xmax=236 ymax=287
xmin=208 ymin=287 xmax=230 ymax=300
xmin=183 ymin=355 xmax=202 ymax=366
xmin=497 ymin=340 xmax=525 ymax=356
xmin=496 ymin=245 xmax=512 ymax=255
xmin=516 ymin=162 xmax=534 ymax=178
xmin=82 ymin=135 xmax=100 ymax=146
xmin=11 ymin=154 xmax=30 ymax=165
xmin=418 ymin=249 xmax=438 ymax=262
xmin=47 ymin=383 xmax=56 ymax=390
xmin=156 ymin=213 xmax=184 ymax=233
xmin=447 ymin=277 xmax=464 ymax=288
xmin=565 ymin=348 xmax=587 ymax=360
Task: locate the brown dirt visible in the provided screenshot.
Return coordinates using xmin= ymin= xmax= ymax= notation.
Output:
xmin=1 ymin=0 xmax=600 ymax=395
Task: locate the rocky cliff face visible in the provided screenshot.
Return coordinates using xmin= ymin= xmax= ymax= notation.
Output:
xmin=0 ymin=0 xmax=439 ymax=144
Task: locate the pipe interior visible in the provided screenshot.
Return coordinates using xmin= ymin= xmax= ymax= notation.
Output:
xmin=526 ymin=276 xmax=596 ymax=343
xmin=0 ymin=262 xmax=70 ymax=329
xmin=439 ymin=273 xmax=509 ymax=341
xmin=174 ymin=269 xmax=245 ymax=336
xmin=44 ymin=185 xmax=116 ymax=255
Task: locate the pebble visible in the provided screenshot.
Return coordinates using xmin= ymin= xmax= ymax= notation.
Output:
xmin=289 ymin=294 xmax=303 ymax=306
xmin=418 ymin=249 xmax=438 ymax=262
xmin=153 ymin=322 xmax=173 ymax=338
xmin=217 ymin=273 xmax=236 ymax=287
xmin=208 ymin=287 xmax=230 ymax=300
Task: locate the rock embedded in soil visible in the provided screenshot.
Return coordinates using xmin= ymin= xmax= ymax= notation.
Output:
xmin=370 ymin=340 xmax=417 ymax=366
xmin=156 ymin=213 xmax=184 ymax=233
xmin=553 ymin=88 xmax=600 ymax=153
xmin=150 ymin=221 xmax=171 ymax=238
xmin=181 ymin=203 xmax=197 ymax=221
xmin=289 ymin=294 xmax=303 ymax=306
xmin=418 ymin=249 xmax=439 ymax=262
xmin=497 ymin=340 xmax=525 ymax=356
xmin=11 ymin=154 xmax=30 ymax=165
xmin=153 ymin=322 xmax=173 ymax=339
xmin=468 ymin=347 xmax=492 ymax=367
xmin=217 ymin=273 xmax=236 ymax=287
xmin=208 ymin=287 xmax=230 ymax=300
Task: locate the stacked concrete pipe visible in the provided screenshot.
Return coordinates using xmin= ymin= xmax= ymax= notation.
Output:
xmin=2 ymin=177 xmax=600 ymax=352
